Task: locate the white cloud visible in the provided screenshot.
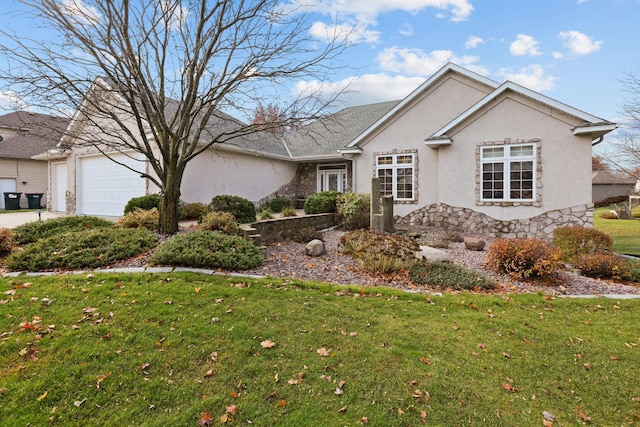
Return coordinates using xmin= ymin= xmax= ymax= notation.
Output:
xmin=398 ymin=23 xmax=414 ymax=37
xmin=293 ymin=73 xmax=426 ymax=106
xmin=309 ymin=20 xmax=380 ymax=44
xmin=465 ymin=36 xmax=484 ymax=49
xmin=509 ymin=34 xmax=542 ymax=56
xmin=0 ymin=91 xmax=29 ymax=111
xmin=499 ymin=65 xmax=558 ymax=92
xmin=291 ymin=0 xmax=474 ymax=22
xmin=60 ymin=0 xmax=101 ymax=25
xmin=576 ymin=0 xmax=588 ymax=4
xmin=558 ymin=30 xmax=602 ymax=55
xmin=552 ymin=51 xmax=564 ymax=59
xmin=376 ymin=46 xmax=486 ymax=76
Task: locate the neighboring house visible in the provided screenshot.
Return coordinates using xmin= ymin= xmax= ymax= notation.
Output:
xmin=0 ymin=111 xmax=69 ymax=209
xmin=51 ymin=63 xmax=615 ymax=237
xmin=592 ymin=170 xmax=636 ymax=203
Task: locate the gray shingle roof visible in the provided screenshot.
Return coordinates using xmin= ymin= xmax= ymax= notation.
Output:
xmin=282 ymin=100 xmax=399 ymax=159
xmin=0 ymin=111 xmax=70 ymax=159
xmin=592 ymin=170 xmax=637 ymax=185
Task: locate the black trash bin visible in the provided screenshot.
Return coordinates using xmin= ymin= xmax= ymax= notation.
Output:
xmin=3 ymin=192 xmax=22 ymax=210
xmin=25 ymin=193 xmax=44 ymax=209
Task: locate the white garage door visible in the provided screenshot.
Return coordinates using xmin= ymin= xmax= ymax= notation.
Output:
xmin=78 ymin=153 xmax=146 ymax=217
xmin=52 ymin=162 xmax=67 ymax=212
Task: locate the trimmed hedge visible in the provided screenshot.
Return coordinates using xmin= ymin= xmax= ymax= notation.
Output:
xmin=304 ymin=191 xmax=341 ymax=214
xmin=209 ymin=195 xmax=256 ymax=224
xmin=124 ymin=194 xmax=161 ymax=214
xmin=410 ymin=261 xmax=496 ymax=290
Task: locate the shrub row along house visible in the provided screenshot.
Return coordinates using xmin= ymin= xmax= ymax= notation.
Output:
xmin=41 ymin=63 xmax=615 ymax=238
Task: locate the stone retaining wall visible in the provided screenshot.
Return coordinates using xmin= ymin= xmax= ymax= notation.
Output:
xmin=396 ymin=203 xmax=593 ymax=240
xmin=241 ymin=213 xmax=336 ymax=246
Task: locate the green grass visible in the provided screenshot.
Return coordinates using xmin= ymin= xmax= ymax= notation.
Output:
xmin=1 ymin=273 xmax=639 ymax=426
xmin=594 ymin=207 xmax=640 ymax=255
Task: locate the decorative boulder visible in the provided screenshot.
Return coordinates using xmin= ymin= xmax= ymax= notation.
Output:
xmin=305 ymin=239 xmax=325 ymax=257
xmin=415 ymin=246 xmax=451 ymax=263
xmin=464 ymin=237 xmax=486 ymax=251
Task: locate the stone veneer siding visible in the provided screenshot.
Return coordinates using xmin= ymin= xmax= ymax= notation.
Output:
xmin=396 ymin=202 xmax=594 ymax=240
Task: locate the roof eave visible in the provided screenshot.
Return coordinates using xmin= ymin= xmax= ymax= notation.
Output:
xmin=574 ymin=123 xmax=617 ymax=138
xmin=424 ymin=136 xmax=452 ymax=149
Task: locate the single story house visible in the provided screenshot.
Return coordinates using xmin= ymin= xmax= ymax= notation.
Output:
xmin=47 ymin=63 xmax=616 ymax=238
xmin=592 ymin=170 xmax=636 ymax=203
xmin=0 ymin=111 xmax=69 ymax=209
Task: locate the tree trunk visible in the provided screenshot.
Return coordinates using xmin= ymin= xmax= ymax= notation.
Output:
xmin=158 ymin=167 xmax=182 ymax=235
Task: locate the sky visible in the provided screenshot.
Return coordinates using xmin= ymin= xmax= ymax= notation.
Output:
xmin=0 ymin=0 xmax=638 ymax=151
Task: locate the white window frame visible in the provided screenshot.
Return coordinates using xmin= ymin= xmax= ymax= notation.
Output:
xmin=375 ymin=153 xmax=416 ymax=202
xmin=317 ymin=163 xmax=347 ymax=193
xmin=480 ymin=144 xmax=536 ymax=202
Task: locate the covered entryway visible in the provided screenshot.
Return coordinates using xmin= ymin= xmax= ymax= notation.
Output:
xmin=51 ymin=162 xmax=67 ymax=212
xmin=77 ymin=153 xmax=146 ymax=216
xmin=0 ymin=178 xmax=17 ymax=210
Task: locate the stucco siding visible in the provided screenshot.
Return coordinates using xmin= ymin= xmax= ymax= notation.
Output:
xmin=181 ymin=147 xmax=297 ymax=204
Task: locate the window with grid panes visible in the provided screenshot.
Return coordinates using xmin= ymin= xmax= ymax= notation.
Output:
xmin=480 ymin=144 xmax=535 ymax=201
xmin=375 ymin=153 xmax=415 ymax=201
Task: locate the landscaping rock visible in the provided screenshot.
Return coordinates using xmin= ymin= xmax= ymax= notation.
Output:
xmin=305 ymin=239 xmax=325 ymax=257
xmin=464 ymin=237 xmax=486 ymax=251
xmin=415 ymin=245 xmax=451 ymax=263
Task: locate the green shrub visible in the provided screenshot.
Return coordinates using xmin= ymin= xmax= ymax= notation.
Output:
xmin=410 ymin=261 xmax=496 ymax=290
xmin=341 ymin=229 xmax=418 ymax=273
xmin=12 ymin=216 xmax=114 ymax=245
xmin=150 ymin=230 xmax=263 ymax=270
xmin=486 ymin=238 xmax=561 ymax=279
xmin=572 ymin=253 xmax=631 ymax=281
xmin=258 ymin=208 xmax=275 ymax=220
xmin=124 ymin=193 xmax=161 ymax=214
xmin=336 ymin=192 xmax=370 ymax=230
xmin=266 ymin=197 xmax=292 ymax=213
xmin=197 ymin=211 xmax=239 ymax=235
xmin=304 ymin=191 xmax=341 ymax=214
xmin=280 ymin=207 xmax=297 ymax=217
xmin=5 ymin=228 xmax=157 ymax=271
xmin=628 ymin=260 xmax=640 ymax=283
xmin=0 ymin=228 xmax=14 ymax=256
xmin=209 ymin=195 xmax=256 ymax=224
xmin=594 ymin=195 xmax=628 ymax=208
xmin=552 ymin=226 xmax=613 ymax=262
xmin=179 ymin=202 xmax=209 ymax=221
xmin=114 ymin=208 xmax=159 ymax=231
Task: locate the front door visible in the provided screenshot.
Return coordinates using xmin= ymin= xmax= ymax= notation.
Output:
xmin=317 ymin=164 xmax=347 ymax=193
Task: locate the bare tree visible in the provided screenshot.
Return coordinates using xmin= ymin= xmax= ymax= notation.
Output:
xmin=0 ymin=0 xmax=347 ymax=233
xmin=605 ymin=71 xmax=640 ymax=179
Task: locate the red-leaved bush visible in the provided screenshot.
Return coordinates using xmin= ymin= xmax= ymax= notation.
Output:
xmin=486 ymin=238 xmax=561 ymax=279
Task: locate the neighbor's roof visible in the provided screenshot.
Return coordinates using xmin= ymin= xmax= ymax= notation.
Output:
xmin=283 ymin=100 xmax=399 ymax=159
xmin=0 ymin=111 xmax=70 ymax=159
xmin=592 ymin=170 xmax=637 ymax=185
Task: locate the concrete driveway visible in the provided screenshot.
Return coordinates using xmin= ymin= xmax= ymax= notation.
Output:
xmin=0 ymin=211 xmax=66 ymax=228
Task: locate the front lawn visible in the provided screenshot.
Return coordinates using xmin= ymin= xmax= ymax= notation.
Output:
xmin=1 ymin=273 xmax=638 ymax=426
xmin=594 ymin=207 xmax=640 ymax=255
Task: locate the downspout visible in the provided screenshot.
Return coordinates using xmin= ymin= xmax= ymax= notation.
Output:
xmin=591 ymin=136 xmax=603 ymax=147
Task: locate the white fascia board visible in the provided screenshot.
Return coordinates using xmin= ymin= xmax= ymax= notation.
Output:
xmin=573 ymin=123 xmax=617 ymax=136
xmin=337 ymin=147 xmax=363 ymax=155
xmin=424 ymin=137 xmax=452 ymax=148
xmin=346 ymin=63 xmax=500 ymax=148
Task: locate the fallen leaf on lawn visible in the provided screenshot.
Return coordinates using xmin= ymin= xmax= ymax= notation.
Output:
xmin=583 ymin=363 xmax=591 ymax=370
xmin=502 ymin=383 xmax=517 ymax=393
xmin=412 ymin=389 xmax=424 ymax=399
xmin=543 ymin=421 xmax=553 ymax=427
xmin=73 ymin=398 xmax=86 ymax=407
xmin=194 ymin=287 xmax=201 ymax=294
xmin=360 ymin=416 xmax=369 ymax=424
xmin=140 ymin=363 xmax=150 ymax=374
xmin=317 ymin=347 xmax=330 ymax=357
xmin=96 ymin=372 xmax=111 ymax=388
xmin=277 ymin=400 xmax=287 ymax=407
xmin=274 ymin=373 xmax=279 ymax=382
xmin=502 ymin=352 xmax=511 ymax=359
xmin=230 ymin=391 xmax=239 ymax=398
xmin=609 ymin=355 xmax=619 ymax=361
xmin=287 ymin=379 xmax=299 ymax=385
xmin=261 ymin=340 xmax=276 ymax=349
xmin=477 ymin=343 xmax=488 ymax=352
xmin=209 ymin=352 xmax=218 ymax=362
xmin=0 ymin=388 xmax=7 ymax=394
xmin=338 ymin=380 xmax=345 ymax=388
xmin=338 ymin=406 xmax=347 ymax=413
xmin=397 ymin=408 xmax=404 ymax=415
xmin=420 ymin=410 xmax=427 ymax=424
xmin=220 ymin=413 xmax=228 ymax=424
xmin=199 ymin=412 xmax=213 ymax=427
xmin=542 ymin=411 xmax=556 ymax=421
xmin=37 ymin=391 xmax=48 ymax=401
xmin=335 ymin=387 xmax=343 ymax=395
xmin=419 ymin=357 xmax=432 ymax=365
xmin=349 ymin=332 xmax=358 ymax=337
xmin=578 ymin=412 xmax=591 ymax=422
xmin=82 ymin=307 xmax=98 ymax=313
xmin=225 ymin=404 xmax=239 ymax=415
xmin=204 ymin=369 xmax=214 ymax=378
